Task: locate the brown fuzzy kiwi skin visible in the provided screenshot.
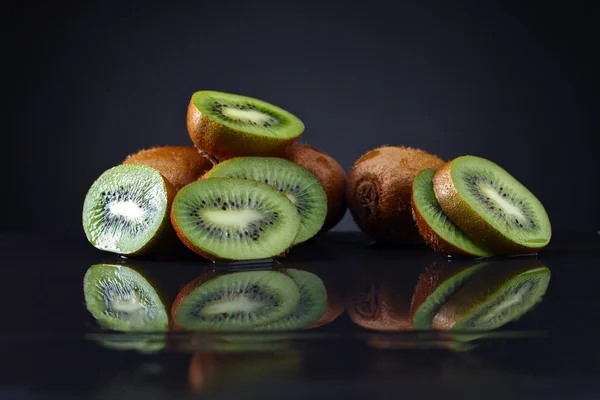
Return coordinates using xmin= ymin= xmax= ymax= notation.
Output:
xmin=187 ymin=99 xmax=301 ymax=161
xmin=410 ymin=192 xmax=473 ymax=256
xmin=122 ymin=146 xmax=212 ymax=191
xmin=346 ymin=146 xmax=445 ymax=245
xmin=120 ymin=173 xmax=177 ymax=256
xmin=283 ymin=144 xmax=347 ymax=233
xmin=346 ymin=267 xmax=416 ymax=331
xmin=432 ymin=159 xmax=544 ymax=255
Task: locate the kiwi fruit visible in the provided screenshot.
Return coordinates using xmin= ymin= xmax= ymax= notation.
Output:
xmin=202 ymin=157 xmax=327 ymax=245
xmin=122 ymin=145 xmax=212 ymax=191
xmin=412 ymin=168 xmax=495 ymax=257
xmin=346 ymin=266 xmax=418 ymax=331
xmin=255 ymin=268 xmax=327 ymax=331
xmin=170 ymin=178 xmax=301 ymax=261
xmin=305 ymin=267 xmax=345 ymax=328
xmin=82 ymin=164 xmax=176 ymax=255
xmin=186 ymin=90 xmax=304 ymax=161
xmin=432 ymin=259 xmax=551 ymax=331
xmin=283 ymin=143 xmax=347 ymax=232
xmin=433 ymin=155 xmax=552 ymax=254
xmin=171 ymin=270 xmax=301 ymax=331
xmin=83 ymin=264 xmax=169 ymax=332
xmin=410 ymin=260 xmax=489 ymax=329
xmin=346 ymin=146 xmax=445 ymax=245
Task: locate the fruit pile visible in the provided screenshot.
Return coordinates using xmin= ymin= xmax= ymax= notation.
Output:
xmin=83 ymin=90 xmax=346 ymax=261
xmin=82 ymin=90 xmax=551 ymax=261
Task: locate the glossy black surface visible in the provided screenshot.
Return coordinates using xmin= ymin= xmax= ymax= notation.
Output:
xmin=1 ymin=232 xmax=599 ymax=399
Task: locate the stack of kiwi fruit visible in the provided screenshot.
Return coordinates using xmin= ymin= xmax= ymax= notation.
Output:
xmin=82 ymin=90 xmax=348 ymax=261
xmin=83 ymin=89 xmax=551 ymax=261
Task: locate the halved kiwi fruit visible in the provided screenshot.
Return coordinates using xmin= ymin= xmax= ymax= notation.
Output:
xmin=432 ymin=259 xmax=551 ymax=331
xmin=410 ymin=260 xmax=489 ymax=329
xmin=170 ymin=178 xmax=301 ymax=261
xmin=187 ymin=90 xmax=304 ymax=160
xmin=202 ymin=157 xmax=327 ymax=245
xmin=82 ymin=164 xmax=175 ymax=255
xmin=171 ymin=270 xmax=301 ymax=331
xmin=283 ymin=143 xmax=347 ymax=233
xmin=346 ymin=146 xmax=445 ymax=245
xmin=122 ymin=145 xmax=212 ymax=191
xmin=83 ymin=264 xmax=169 ymax=332
xmin=433 ymin=155 xmax=552 ymax=254
xmin=255 ymin=268 xmax=327 ymax=331
xmin=412 ymin=168 xmax=494 ymax=257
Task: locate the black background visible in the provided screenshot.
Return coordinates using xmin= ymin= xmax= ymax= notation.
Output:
xmin=8 ymin=0 xmax=598 ymax=236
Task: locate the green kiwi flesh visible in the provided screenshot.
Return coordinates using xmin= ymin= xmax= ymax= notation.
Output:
xmin=83 ymin=264 xmax=169 ymax=332
xmin=173 ymin=271 xmax=301 ymax=331
xmin=171 ymin=178 xmax=301 ymax=261
xmin=191 ymin=91 xmax=304 ymax=139
xmin=412 ymin=169 xmax=494 ymax=257
xmin=255 ymin=269 xmax=328 ymax=331
xmin=411 ymin=261 xmax=489 ymax=329
xmin=438 ymin=156 xmax=551 ymax=252
xmin=203 ymin=157 xmax=327 ymax=245
xmin=433 ymin=261 xmax=551 ymax=331
xmin=82 ymin=164 xmax=173 ymax=255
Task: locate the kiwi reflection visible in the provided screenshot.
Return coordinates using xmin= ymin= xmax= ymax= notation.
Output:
xmin=172 ymin=267 xmax=342 ymax=332
xmin=188 ymin=351 xmax=301 ymax=395
xmin=347 ymin=258 xmax=550 ymax=336
xmin=83 ymin=263 xmax=170 ymax=333
xmin=346 ymin=266 xmax=419 ymax=331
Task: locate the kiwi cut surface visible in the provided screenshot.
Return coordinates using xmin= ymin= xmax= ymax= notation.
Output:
xmin=432 ymin=260 xmax=551 ymax=331
xmin=171 ymin=270 xmax=301 ymax=331
xmin=255 ymin=269 xmax=327 ymax=331
xmin=412 ymin=168 xmax=494 ymax=257
xmin=410 ymin=260 xmax=489 ymax=329
xmin=170 ymin=178 xmax=301 ymax=261
xmin=202 ymin=157 xmax=327 ymax=245
xmin=122 ymin=146 xmax=212 ymax=191
xmin=283 ymin=144 xmax=347 ymax=233
xmin=83 ymin=264 xmax=169 ymax=332
xmin=82 ymin=164 xmax=175 ymax=255
xmin=187 ymin=90 xmax=304 ymax=160
xmin=346 ymin=146 xmax=445 ymax=245
xmin=433 ymin=155 xmax=552 ymax=254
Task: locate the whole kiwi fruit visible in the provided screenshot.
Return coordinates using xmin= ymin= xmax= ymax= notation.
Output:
xmin=346 ymin=146 xmax=445 ymax=245
xmin=122 ymin=146 xmax=212 ymax=191
xmin=283 ymin=143 xmax=347 ymax=233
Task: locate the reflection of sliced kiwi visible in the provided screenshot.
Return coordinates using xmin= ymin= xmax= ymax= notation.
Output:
xmin=122 ymin=146 xmax=212 ymax=191
xmin=82 ymin=165 xmax=176 ymax=255
xmin=305 ymin=267 xmax=345 ymax=328
xmin=256 ymin=269 xmax=327 ymax=331
xmin=346 ymin=266 xmax=419 ymax=331
xmin=346 ymin=146 xmax=445 ymax=245
xmin=412 ymin=169 xmax=494 ymax=257
xmin=433 ymin=155 xmax=552 ymax=254
xmin=83 ymin=264 xmax=169 ymax=332
xmin=283 ymin=144 xmax=347 ymax=233
xmin=171 ymin=270 xmax=301 ymax=331
xmin=88 ymin=333 xmax=167 ymax=353
xmin=187 ymin=90 xmax=304 ymax=160
xmin=202 ymin=157 xmax=327 ymax=245
xmin=432 ymin=260 xmax=551 ymax=331
xmin=170 ymin=178 xmax=301 ymax=261
xmin=411 ymin=260 xmax=489 ymax=329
